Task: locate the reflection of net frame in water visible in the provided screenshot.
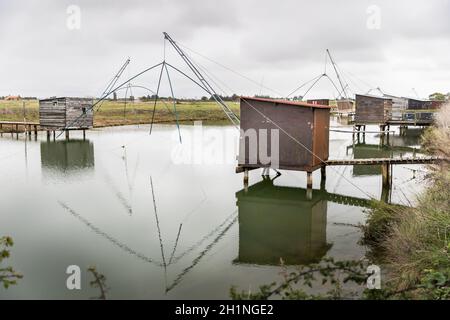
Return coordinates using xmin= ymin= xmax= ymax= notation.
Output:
xmin=57 ymin=199 xmax=239 ymax=293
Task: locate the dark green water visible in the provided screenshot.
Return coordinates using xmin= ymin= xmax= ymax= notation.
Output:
xmin=0 ymin=120 xmax=427 ymax=299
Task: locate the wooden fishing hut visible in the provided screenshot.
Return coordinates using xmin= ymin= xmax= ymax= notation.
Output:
xmin=39 ymin=97 xmax=93 ymax=140
xmin=354 ymin=94 xmax=392 ymax=124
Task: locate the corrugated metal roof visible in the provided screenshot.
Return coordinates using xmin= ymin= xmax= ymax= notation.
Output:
xmin=356 ymin=93 xmax=392 ymax=100
xmin=240 ymin=96 xmax=331 ymax=109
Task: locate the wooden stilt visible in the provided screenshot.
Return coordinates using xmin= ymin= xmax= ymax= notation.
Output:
xmin=320 ymin=166 xmax=326 ymax=189
xmin=306 ymin=171 xmax=313 ymax=189
xmin=243 ymin=168 xmax=249 ymax=190
xmin=381 ymin=163 xmax=390 ymax=188
xmin=65 ymin=130 xmax=70 ymax=140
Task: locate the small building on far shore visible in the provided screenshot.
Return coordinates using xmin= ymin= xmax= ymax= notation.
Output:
xmin=5 ymin=95 xmax=21 ymax=101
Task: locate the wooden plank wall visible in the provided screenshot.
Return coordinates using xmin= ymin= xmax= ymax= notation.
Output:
xmin=336 ymin=100 xmax=354 ymax=112
xmin=355 ymin=95 xmax=392 ymax=123
xmin=65 ymin=98 xmax=93 ymax=129
xmin=407 ymin=99 xmax=432 ymax=110
xmin=39 ymin=98 xmax=66 ymax=128
xmin=390 ymin=97 xmax=408 ymax=120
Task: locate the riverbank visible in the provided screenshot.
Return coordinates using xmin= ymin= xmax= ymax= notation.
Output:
xmin=0 ymin=99 xmax=240 ymax=128
xmin=363 ymin=103 xmax=450 ymax=299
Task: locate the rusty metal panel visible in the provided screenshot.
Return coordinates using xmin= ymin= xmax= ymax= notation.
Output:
xmin=239 ymin=97 xmax=330 ymax=171
xmin=312 ymin=109 xmax=330 ymax=166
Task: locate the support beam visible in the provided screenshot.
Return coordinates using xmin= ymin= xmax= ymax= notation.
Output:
xmin=381 ymin=163 xmax=390 ymax=188
xmin=306 ymin=171 xmax=313 ymax=189
xmin=320 ymin=166 xmax=326 ymax=189
xmin=65 ymin=130 xmax=70 ymax=140
xmin=243 ymin=168 xmax=249 ymax=191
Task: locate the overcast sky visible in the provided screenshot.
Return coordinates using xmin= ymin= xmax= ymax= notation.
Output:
xmin=0 ymin=0 xmax=449 ymax=99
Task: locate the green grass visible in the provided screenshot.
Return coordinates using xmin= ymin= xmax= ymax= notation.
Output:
xmin=0 ymin=99 xmax=240 ymax=128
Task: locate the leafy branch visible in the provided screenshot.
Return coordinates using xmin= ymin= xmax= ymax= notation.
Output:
xmin=88 ymin=266 xmax=109 ymax=299
xmin=0 ymin=236 xmax=23 ymax=289
xmin=231 ymin=257 xmax=368 ymax=300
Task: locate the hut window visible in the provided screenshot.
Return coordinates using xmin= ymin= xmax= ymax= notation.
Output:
xmin=82 ymin=107 xmax=87 ymax=114
xmin=53 ymin=101 xmax=57 ymax=106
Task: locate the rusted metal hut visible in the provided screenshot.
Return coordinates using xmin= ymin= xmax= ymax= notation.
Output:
xmin=39 ymin=97 xmax=94 ymax=131
xmin=237 ymin=96 xmax=331 ymax=188
xmin=354 ymin=94 xmax=392 ymax=124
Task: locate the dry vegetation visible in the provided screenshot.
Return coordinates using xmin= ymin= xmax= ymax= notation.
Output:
xmin=363 ymin=103 xmax=450 ymax=298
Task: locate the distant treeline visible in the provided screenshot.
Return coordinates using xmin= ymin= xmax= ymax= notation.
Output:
xmin=137 ymin=94 xmax=294 ymax=102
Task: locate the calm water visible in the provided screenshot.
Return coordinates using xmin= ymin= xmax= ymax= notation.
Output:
xmin=0 ymin=119 xmax=427 ymax=299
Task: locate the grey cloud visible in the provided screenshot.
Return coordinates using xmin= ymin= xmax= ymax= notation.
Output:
xmin=0 ymin=0 xmax=448 ymax=99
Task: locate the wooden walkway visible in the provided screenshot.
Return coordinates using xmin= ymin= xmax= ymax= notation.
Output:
xmin=0 ymin=121 xmax=39 ymax=126
xmin=237 ymin=156 xmax=447 ymax=191
xmin=386 ymin=120 xmax=433 ymax=126
xmin=325 ymin=156 xmax=442 ymax=166
xmin=0 ymin=121 xmax=40 ymax=136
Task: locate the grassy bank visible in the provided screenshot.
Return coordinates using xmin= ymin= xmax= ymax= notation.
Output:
xmin=363 ymin=103 xmax=450 ymax=299
xmin=0 ymin=99 xmax=240 ymax=128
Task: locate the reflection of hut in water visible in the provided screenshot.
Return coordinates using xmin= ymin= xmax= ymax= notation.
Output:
xmin=40 ymin=140 xmax=95 ymax=173
xmin=388 ymin=128 xmax=423 ymax=147
xmin=234 ymin=178 xmax=331 ymax=266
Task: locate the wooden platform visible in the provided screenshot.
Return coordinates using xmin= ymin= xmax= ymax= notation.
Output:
xmin=387 ymin=120 xmax=433 ymax=126
xmin=325 ymin=156 xmax=443 ymax=166
xmin=236 ymin=155 xmax=447 ymax=192
xmin=0 ymin=121 xmax=40 ymax=136
xmin=236 ymin=156 xmax=444 ymax=173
